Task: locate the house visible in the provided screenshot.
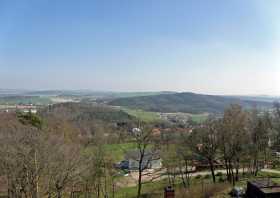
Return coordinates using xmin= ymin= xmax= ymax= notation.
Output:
xmin=246 ymin=180 xmax=280 ymax=198
xmin=193 ymin=158 xmax=224 ymax=171
xmin=121 ymin=150 xmax=162 ymax=170
xmin=152 ymin=128 xmax=161 ymax=136
xmin=22 ymin=109 xmax=37 ymax=114
xmin=131 ymin=127 xmax=141 ymax=135
xmin=272 ymin=151 xmax=280 ymax=158
xmin=16 ymin=105 xmax=37 ymax=114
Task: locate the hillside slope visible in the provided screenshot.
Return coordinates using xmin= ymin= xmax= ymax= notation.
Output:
xmin=40 ymin=102 xmax=134 ymax=123
xmin=109 ymin=92 xmax=272 ymax=114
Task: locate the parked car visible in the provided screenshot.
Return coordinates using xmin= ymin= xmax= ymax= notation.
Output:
xmin=229 ymin=187 xmax=245 ymax=198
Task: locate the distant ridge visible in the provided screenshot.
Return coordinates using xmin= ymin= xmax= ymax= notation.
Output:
xmin=0 ymin=89 xmax=176 ymax=98
xmin=109 ymin=92 xmax=273 ymax=114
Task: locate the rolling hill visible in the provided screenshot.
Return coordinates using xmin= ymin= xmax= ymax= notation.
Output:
xmin=40 ymin=102 xmax=135 ymax=123
xmin=109 ymin=92 xmax=273 ymax=114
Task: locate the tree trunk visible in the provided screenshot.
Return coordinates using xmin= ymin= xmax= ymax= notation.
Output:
xmin=179 ymin=166 xmax=187 ymax=188
xmin=137 ymin=169 xmax=142 ymax=198
xmin=229 ymin=165 xmax=235 ymax=186
xmin=253 ymin=152 xmax=259 ymax=176
xmin=235 ymin=158 xmax=240 ymax=181
xmin=57 ymin=190 xmax=62 ymax=198
xmin=97 ymin=183 xmax=100 ymax=198
xmin=224 ymin=157 xmax=231 ymax=182
xmin=137 ymin=154 xmax=144 ymax=198
xmin=184 ymin=160 xmax=191 ymax=187
xmin=56 ymin=184 xmax=62 ymax=198
xmin=209 ymin=159 xmax=216 ymax=183
xmin=235 ymin=167 xmax=239 ymax=182
xmin=112 ymin=183 xmax=115 ymax=198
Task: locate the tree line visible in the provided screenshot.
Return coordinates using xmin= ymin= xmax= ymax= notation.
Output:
xmin=162 ymin=103 xmax=279 ymax=189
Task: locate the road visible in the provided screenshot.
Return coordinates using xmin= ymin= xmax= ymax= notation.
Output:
xmin=117 ymin=168 xmax=280 ymax=188
xmin=261 ymin=169 xmax=280 ymax=174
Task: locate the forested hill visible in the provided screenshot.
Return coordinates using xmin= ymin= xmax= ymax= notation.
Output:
xmin=109 ymin=92 xmax=273 ymax=114
xmin=40 ymin=102 xmax=134 ymax=123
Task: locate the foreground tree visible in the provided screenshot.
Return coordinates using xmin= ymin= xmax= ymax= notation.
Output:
xmin=272 ymin=102 xmax=280 ymax=147
xmin=130 ymin=125 xmax=157 ymax=198
xmin=0 ymin=112 xmax=83 ymax=198
xmin=189 ymin=119 xmax=220 ymax=183
xmin=219 ymin=104 xmax=249 ymax=185
xmin=176 ymin=139 xmax=195 ymax=188
xmin=0 ymin=113 xmax=46 ymax=198
xmin=248 ymin=109 xmax=271 ymax=175
xmin=45 ymin=138 xmax=82 ymax=198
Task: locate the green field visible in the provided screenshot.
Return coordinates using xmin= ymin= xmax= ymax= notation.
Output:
xmin=190 ymin=113 xmax=209 ymax=123
xmin=103 ymin=143 xmax=138 ymax=162
xmin=83 ymin=142 xmax=155 ymax=163
xmin=83 ymin=143 xmax=137 ymax=162
xmin=121 ymin=107 xmax=161 ymax=122
xmin=122 ymin=107 xmax=209 ymax=124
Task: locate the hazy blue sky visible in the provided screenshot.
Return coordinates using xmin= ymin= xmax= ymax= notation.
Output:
xmin=0 ymin=0 xmax=279 ymax=95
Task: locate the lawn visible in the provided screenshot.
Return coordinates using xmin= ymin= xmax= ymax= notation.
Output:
xmin=190 ymin=113 xmax=209 ymax=123
xmin=83 ymin=142 xmax=138 ymax=163
xmin=115 ymin=179 xmax=168 ymax=198
xmin=121 ymin=107 xmax=161 ymax=122
xmin=121 ymin=107 xmax=209 ymax=124
xmin=115 ymin=177 xmax=231 ymax=198
xmin=103 ymin=143 xmax=138 ymax=162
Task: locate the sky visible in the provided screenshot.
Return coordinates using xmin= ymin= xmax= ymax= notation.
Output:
xmin=0 ymin=0 xmax=279 ymax=95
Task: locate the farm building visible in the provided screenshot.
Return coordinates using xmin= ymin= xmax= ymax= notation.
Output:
xmin=120 ymin=150 xmax=162 ymax=170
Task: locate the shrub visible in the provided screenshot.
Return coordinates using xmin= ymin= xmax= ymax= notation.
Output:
xmin=176 ymin=183 xmax=231 ymax=198
xmin=218 ymin=177 xmax=225 ymax=183
xmin=204 ymin=174 xmax=211 ymax=179
xmin=216 ymin=172 xmax=223 ymax=177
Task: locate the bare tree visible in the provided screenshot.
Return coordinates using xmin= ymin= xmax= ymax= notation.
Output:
xmin=248 ymin=108 xmax=271 ymax=175
xmin=0 ymin=113 xmax=48 ymax=198
xmin=45 ymin=138 xmax=82 ymax=198
xmin=219 ymin=104 xmax=249 ymax=185
xmin=161 ymin=144 xmax=179 ymax=187
xmin=130 ymin=125 xmax=157 ymax=198
xmin=189 ymin=119 xmax=220 ymax=183
xmin=176 ymin=142 xmax=195 ymax=188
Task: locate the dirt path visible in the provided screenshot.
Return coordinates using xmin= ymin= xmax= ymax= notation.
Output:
xmin=261 ymin=169 xmax=280 ymax=174
xmin=116 ymin=168 xmax=280 ymax=188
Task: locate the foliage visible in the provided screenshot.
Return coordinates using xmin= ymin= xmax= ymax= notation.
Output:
xmin=17 ymin=111 xmax=43 ymax=129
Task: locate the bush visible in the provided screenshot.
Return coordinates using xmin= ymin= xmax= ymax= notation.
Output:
xmin=218 ymin=177 xmax=225 ymax=183
xmin=195 ymin=174 xmax=202 ymax=179
xmin=216 ymin=172 xmax=223 ymax=177
xmin=204 ymin=174 xmax=211 ymax=179
xmin=176 ymin=183 xmax=231 ymax=198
